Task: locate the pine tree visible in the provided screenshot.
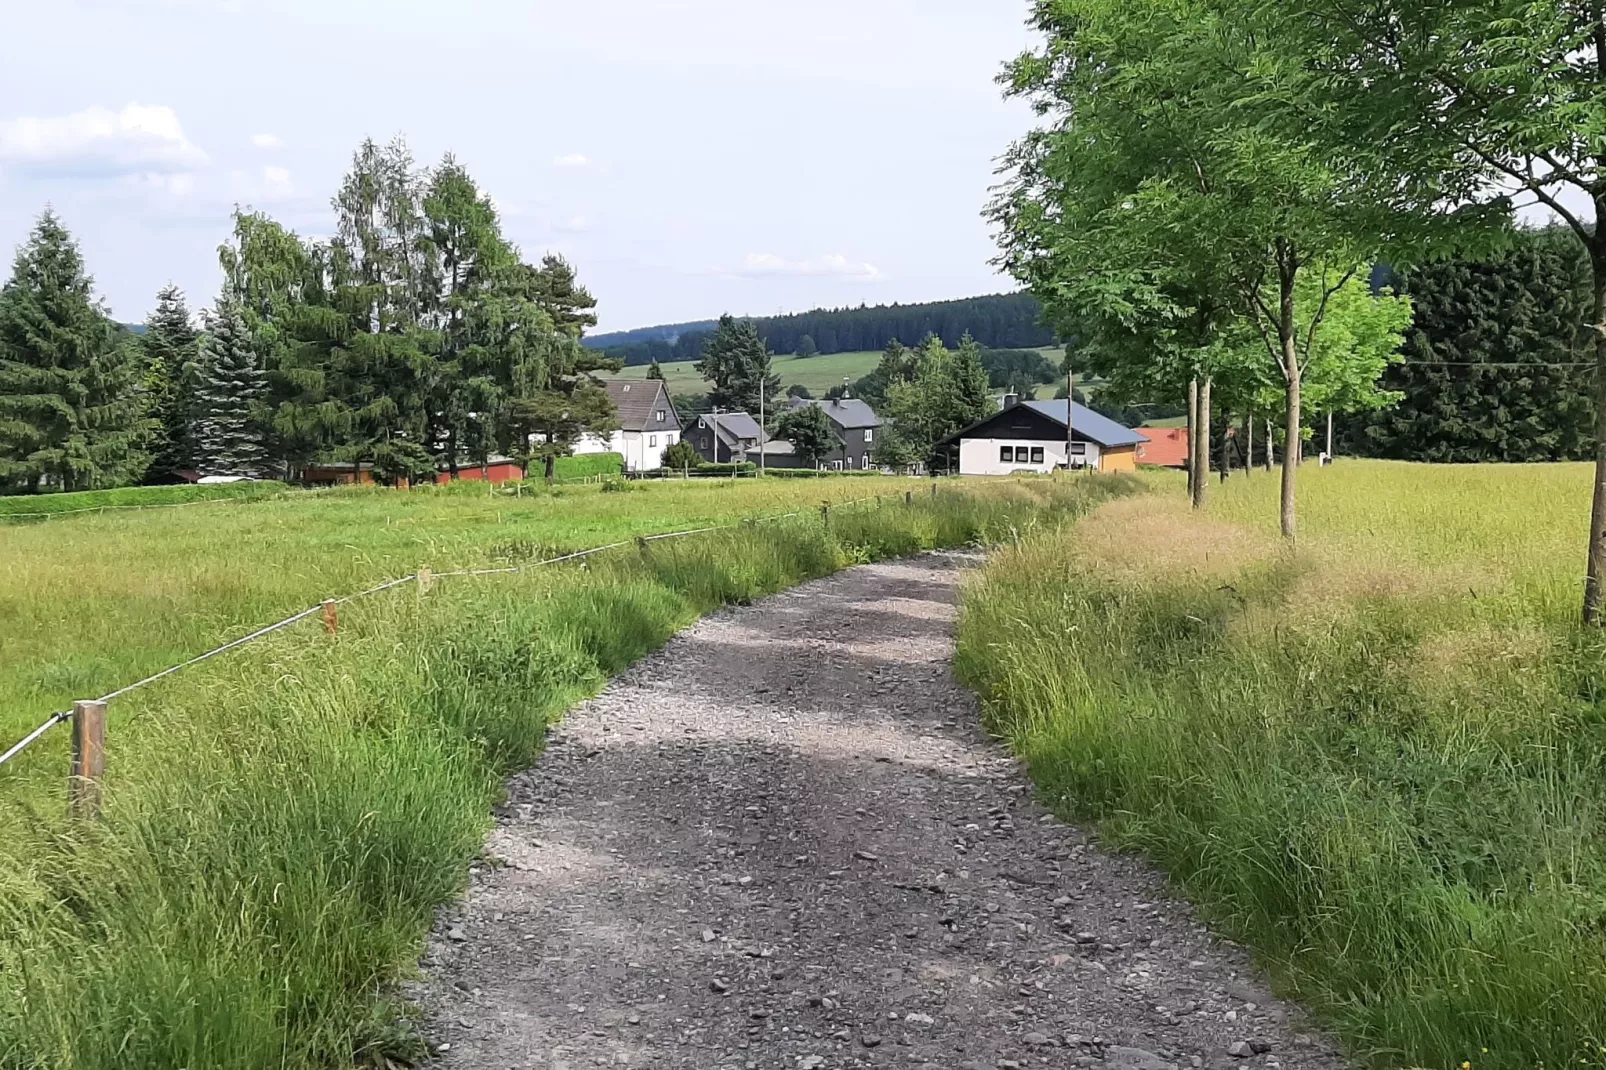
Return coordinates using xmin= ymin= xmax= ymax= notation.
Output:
xmin=194 ymin=297 xmax=268 ymax=477
xmin=952 ymin=332 xmax=995 ymax=426
xmin=695 ymin=314 xmax=780 ymax=413
xmin=0 ymin=210 xmax=152 ymax=492
xmin=646 ymin=359 xmax=666 ymax=381
xmin=141 ymin=284 xmax=200 ymax=482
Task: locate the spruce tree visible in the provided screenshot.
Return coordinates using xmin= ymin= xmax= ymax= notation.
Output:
xmin=141 ymin=284 xmax=200 ymax=482
xmin=695 ymin=314 xmax=780 ymax=413
xmin=0 ymin=210 xmax=151 ymax=492
xmin=194 ymin=297 xmax=268 ymax=478
xmin=952 ymin=332 xmax=996 ymax=426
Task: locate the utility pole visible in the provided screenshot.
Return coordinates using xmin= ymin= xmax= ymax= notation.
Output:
xmin=1187 ymin=378 xmax=1199 ymax=498
xmin=1066 ymin=358 xmax=1075 ymax=472
xmin=1325 ymin=411 xmax=1334 ymax=464
xmin=759 ymin=379 xmax=766 ymax=475
xmin=711 ymin=408 xmax=721 ymax=467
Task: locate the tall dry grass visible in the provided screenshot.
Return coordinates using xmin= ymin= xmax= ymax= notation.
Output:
xmin=958 ymin=461 xmax=1606 ymax=1070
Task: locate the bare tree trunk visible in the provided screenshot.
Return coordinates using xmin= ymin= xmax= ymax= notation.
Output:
xmin=1186 ymin=378 xmax=1199 ymax=500
xmin=1193 ymin=377 xmax=1212 ymax=508
xmin=1585 ymin=251 xmax=1606 ymax=624
xmin=1245 ymin=412 xmax=1253 ymax=478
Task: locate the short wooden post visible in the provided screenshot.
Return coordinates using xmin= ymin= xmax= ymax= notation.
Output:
xmin=821 ymin=502 xmax=831 ymax=526
xmin=931 ymin=481 xmax=938 ymax=498
xmin=905 ymin=490 xmax=914 ymax=507
xmin=321 ymin=600 xmax=339 ymax=635
xmin=69 ymin=700 xmax=106 ymax=822
xmin=417 ymin=567 xmax=433 ymax=597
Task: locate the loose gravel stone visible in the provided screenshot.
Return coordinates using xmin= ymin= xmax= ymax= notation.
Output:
xmin=419 ymin=555 xmax=1350 ymax=1070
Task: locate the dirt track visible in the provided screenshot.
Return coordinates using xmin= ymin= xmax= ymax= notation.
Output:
xmin=422 ymin=553 xmax=1347 ymax=1070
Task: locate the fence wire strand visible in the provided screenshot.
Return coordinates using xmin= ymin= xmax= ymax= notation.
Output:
xmin=0 ymin=491 xmax=901 ymax=767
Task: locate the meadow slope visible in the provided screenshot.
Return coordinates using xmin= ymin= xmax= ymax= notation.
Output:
xmin=958 ymin=461 xmax=1606 ymax=1070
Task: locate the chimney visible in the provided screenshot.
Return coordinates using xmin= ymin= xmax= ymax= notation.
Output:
xmin=1003 ymin=392 xmax=1020 ymax=409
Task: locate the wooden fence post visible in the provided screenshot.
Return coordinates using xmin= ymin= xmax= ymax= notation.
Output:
xmin=417 ymin=567 xmax=433 ymax=597
xmin=821 ymin=503 xmax=831 ymax=526
xmin=69 ymin=699 xmax=106 ymax=822
xmin=931 ymin=481 xmax=938 ymax=498
xmin=905 ymin=490 xmax=914 ymax=507
xmin=321 ymin=600 xmax=339 ymax=635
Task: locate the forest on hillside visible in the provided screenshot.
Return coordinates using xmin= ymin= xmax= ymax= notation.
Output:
xmin=591 ymin=293 xmax=1056 ymax=367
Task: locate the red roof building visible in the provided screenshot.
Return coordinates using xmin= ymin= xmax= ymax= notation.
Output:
xmin=1135 ymin=426 xmax=1190 ymax=468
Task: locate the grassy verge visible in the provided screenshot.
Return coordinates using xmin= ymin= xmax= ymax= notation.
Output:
xmin=0 ymin=476 xmax=1136 ymax=1070
xmin=957 ymin=461 xmax=1606 ymax=1070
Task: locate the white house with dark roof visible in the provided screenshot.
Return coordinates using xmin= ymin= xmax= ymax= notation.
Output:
xmin=786 ymin=397 xmax=883 ymax=471
xmin=938 ymin=397 xmax=1148 ymax=475
xmin=573 ymin=380 xmax=682 ymax=472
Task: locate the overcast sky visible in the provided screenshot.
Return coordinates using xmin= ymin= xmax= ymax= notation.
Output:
xmin=0 ymin=0 xmax=1040 ymax=332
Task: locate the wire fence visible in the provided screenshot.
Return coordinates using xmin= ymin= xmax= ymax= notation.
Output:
xmin=0 ymin=489 xmax=909 ymax=777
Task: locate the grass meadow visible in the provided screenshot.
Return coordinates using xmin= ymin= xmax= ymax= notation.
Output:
xmin=958 ymin=461 xmax=1606 ymax=1070
xmin=0 ymin=474 xmax=1137 ymax=1069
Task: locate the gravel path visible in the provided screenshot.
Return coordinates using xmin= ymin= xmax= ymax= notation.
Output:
xmin=423 ymin=554 xmax=1348 ymax=1070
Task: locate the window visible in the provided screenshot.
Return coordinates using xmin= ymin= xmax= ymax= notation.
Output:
xmin=666 ymin=432 xmax=676 ymax=444
xmin=649 ymin=435 xmax=658 ymax=447
xmin=1071 ymin=443 xmax=1087 ymax=455
xmin=1015 ymin=446 xmax=1031 ymax=463
xmin=999 ymin=446 xmax=1012 ymax=463
xmin=655 ymin=409 xmax=666 ymax=422
xmin=832 ymin=460 xmax=843 ymax=471
xmin=864 ymin=428 xmax=874 ymax=443
xmin=845 ymin=456 xmax=855 ymax=469
xmin=1030 ymin=446 xmax=1044 ymax=464
xmin=621 ymin=384 xmax=631 ymax=392
xmin=863 ymin=453 xmax=872 ymax=470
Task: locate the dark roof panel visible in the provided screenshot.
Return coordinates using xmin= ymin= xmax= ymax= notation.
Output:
xmin=601 ymin=380 xmax=680 ymax=432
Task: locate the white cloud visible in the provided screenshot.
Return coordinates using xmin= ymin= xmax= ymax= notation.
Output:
xmin=228 ymin=165 xmax=295 ymax=202
xmin=737 ymin=252 xmax=883 ymax=281
xmin=249 ymin=133 xmax=283 ymax=149
xmin=554 ymin=215 xmax=590 ymax=233
xmin=0 ymin=103 xmax=208 ymax=178
xmin=553 ymin=153 xmax=590 ymax=168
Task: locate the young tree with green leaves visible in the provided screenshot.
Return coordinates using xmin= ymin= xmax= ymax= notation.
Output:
xmin=695 ymin=314 xmax=780 ymax=414
xmin=140 ymin=283 xmax=200 ymax=483
xmin=993 ymin=0 xmax=1426 ymax=536
xmin=193 ymin=297 xmax=269 ymax=478
xmin=796 ymin=334 xmax=818 ymax=358
xmin=0 ymin=211 xmax=152 ymax=493
xmin=646 ymin=359 xmax=666 ymax=381
xmin=875 ymin=335 xmax=997 ymax=471
xmin=851 ymin=338 xmax=919 ymax=409
xmin=662 ymin=438 xmax=700 ymax=472
xmin=773 ymin=403 xmax=837 ymax=469
xmin=1255 ymin=0 xmax=1606 ymax=618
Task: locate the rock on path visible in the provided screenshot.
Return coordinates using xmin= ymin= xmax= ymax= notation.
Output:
xmin=423 ymin=554 xmax=1348 ymax=1070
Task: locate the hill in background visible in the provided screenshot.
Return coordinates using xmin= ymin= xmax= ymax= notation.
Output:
xmin=587 ymin=293 xmax=1055 ymax=367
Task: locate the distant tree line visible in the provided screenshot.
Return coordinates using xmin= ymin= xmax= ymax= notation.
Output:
xmin=591 ymin=293 xmax=1056 ymax=367
xmin=0 ymin=137 xmax=620 ymax=494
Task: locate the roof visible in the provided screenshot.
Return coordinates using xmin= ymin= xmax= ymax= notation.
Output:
xmin=1019 ymin=400 xmax=1149 ymax=447
xmin=757 ymin=439 xmax=796 ymax=456
xmin=1135 ymin=425 xmax=1190 ymax=467
xmin=600 ymin=380 xmax=680 ymax=432
xmin=690 ymin=412 xmax=764 ymax=444
xmin=790 ymin=396 xmax=882 ymax=429
xmin=940 ymin=400 xmax=1149 ymax=449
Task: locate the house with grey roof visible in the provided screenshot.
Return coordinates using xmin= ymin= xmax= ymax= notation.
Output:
xmin=937 ymin=395 xmax=1148 ymax=475
xmin=786 ymin=397 xmax=883 ymax=472
xmin=572 ymin=380 xmax=683 ymax=472
xmin=686 ymin=411 xmax=766 ymax=464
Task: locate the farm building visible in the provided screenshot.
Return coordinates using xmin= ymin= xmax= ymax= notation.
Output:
xmin=938 ymin=396 xmax=1148 ymax=475
xmin=573 ymin=380 xmax=683 ymax=472
xmin=1135 ymin=426 xmax=1190 ymax=468
xmin=435 ymin=458 xmax=525 ymax=485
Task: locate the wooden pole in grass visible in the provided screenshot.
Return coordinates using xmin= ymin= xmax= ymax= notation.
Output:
xmin=69 ymin=700 xmax=106 ymax=822
xmin=417 ymin=567 xmax=433 ymax=597
xmin=321 ymin=600 xmax=338 ymax=635
xmin=905 ymin=490 xmax=914 ymax=507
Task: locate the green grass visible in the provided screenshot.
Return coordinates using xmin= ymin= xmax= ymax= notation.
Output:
xmin=0 ymin=476 xmax=961 ymax=765
xmin=0 ymin=480 xmax=293 ymax=517
xmin=615 ymin=348 xmax=1067 ymax=401
xmin=0 ymin=474 xmax=1137 ymax=1069
xmin=957 ymin=460 xmax=1606 ymax=1070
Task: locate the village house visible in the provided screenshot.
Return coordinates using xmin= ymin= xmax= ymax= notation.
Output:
xmin=1135 ymin=425 xmax=1190 ymax=468
xmin=785 ymin=397 xmax=882 ymax=471
xmin=573 ymin=380 xmax=682 ymax=472
xmin=938 ymin=395 xmax=1147 ymax=475
xmin=686 ymin=411 xmax=765 ymax=464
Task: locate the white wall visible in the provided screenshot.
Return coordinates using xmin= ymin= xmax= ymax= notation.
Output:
xmin=574 ymin=429 xmax=679 ymax=471
xmin=957 ymin=437 xmax=1100 ymax=476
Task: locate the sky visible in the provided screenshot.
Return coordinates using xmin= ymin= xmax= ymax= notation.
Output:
xmin=0 ymin=0 xmax=1042 ymax=333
